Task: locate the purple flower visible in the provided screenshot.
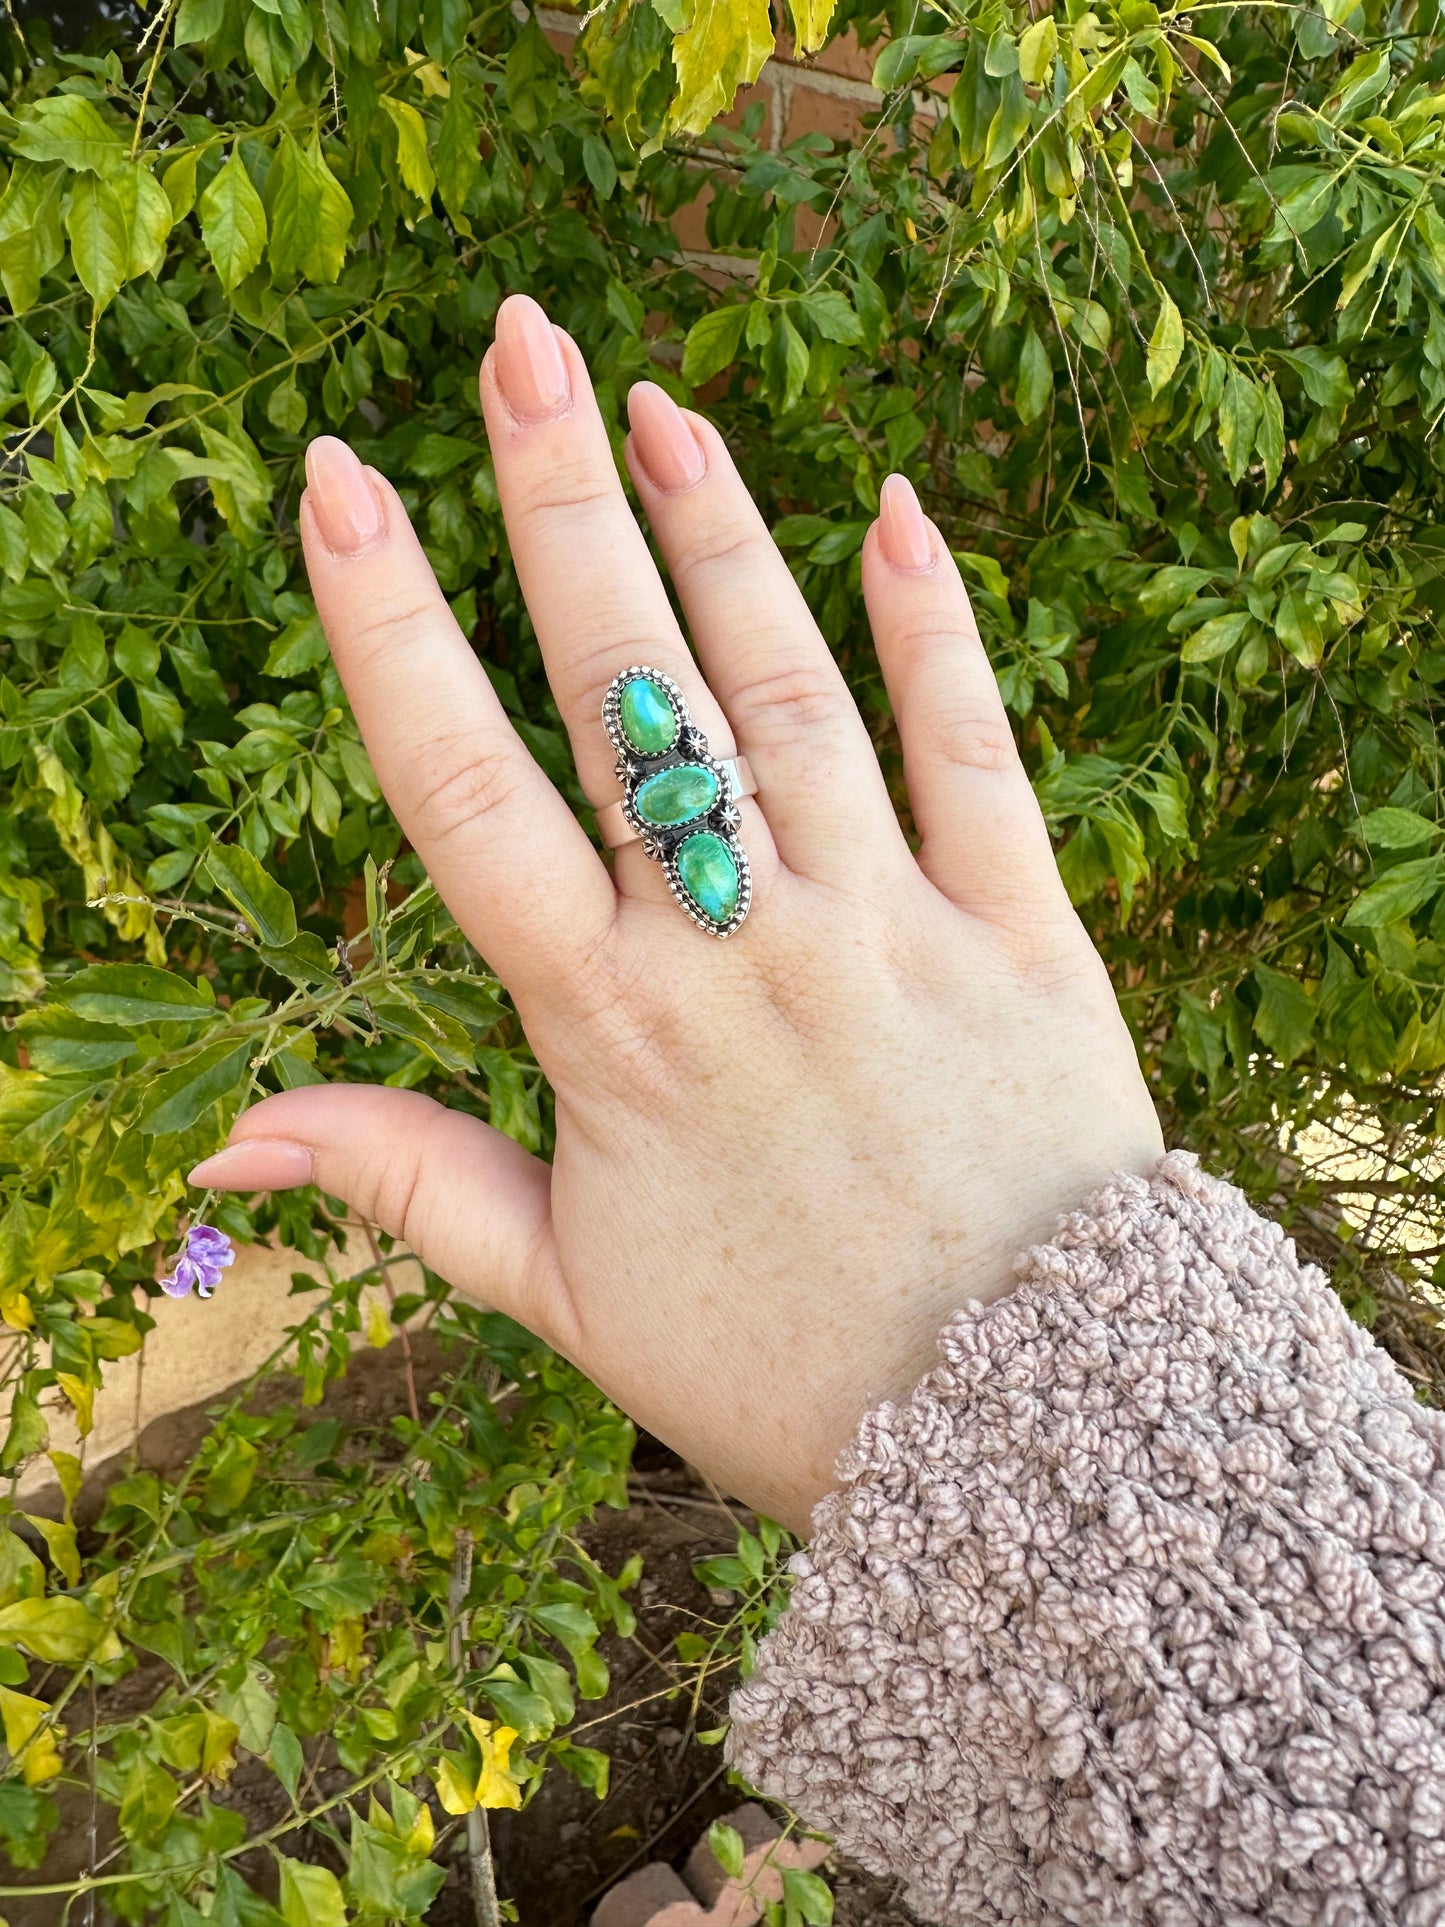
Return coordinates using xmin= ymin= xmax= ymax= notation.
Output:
xmin=160 ymin=1224 xmax=235 ymax=1300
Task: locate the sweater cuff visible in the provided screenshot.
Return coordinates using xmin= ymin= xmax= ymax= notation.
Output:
xmin=726 ymin=1151 xmax=1445 ymax=1927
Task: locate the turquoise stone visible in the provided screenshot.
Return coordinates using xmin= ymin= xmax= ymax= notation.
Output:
xmin=677 ymin=832 xmax=740 ymax=924
xmin=619 ymin=676 xmax=678 ymax=755
xmin=636 ymin=763 xmax=719 ymax=827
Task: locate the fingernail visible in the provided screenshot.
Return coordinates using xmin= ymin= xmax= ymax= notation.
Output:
xmin=627 ymin=381 xmax=707 ymax=492
xmin=188 ymin=1140 xmax=316 ymax=1191
xmin=878 ymin=474 xmax=935 ymax=573
xmin=304 ymin=437 xmax=385 ymax=555
xmin=493 ymin=294 xmax=571 ymax=423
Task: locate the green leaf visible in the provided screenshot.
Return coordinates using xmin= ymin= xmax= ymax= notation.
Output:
xmin=0 ymin=1397 xmax=48 ymax=1475
xmin=1252 ymin=963 xmax=1316 ymax=1065
xmin=346 ymin=1812 xmax=446 ymax=1917
xmin=436 ymin=90 xmax=481 ymax=226
xmin=1359 ymin=807 xmax=1439 ymax=850
xmin=135 ymin=1037 xmax=252 ymax=1135
xmin=1146 ymin=291 xmax=1184 ymax=396
xmin=203 ymin=1434 xmax=260 ymax=1514
xmin=270 ymin=1722 xmax=304 ymax=1805
xmin=682 ymin=304 xmax=748 ymax=385
xmin=782 ymin=1868 xmax=834 ymax=1924
xmin=1343 ymin=856 xmax=1445 ymax=927
xmin=52 ymin=964 xmax=218 ymax=1027
xmin=278 ymin=1857 xmax=347 ymax=1927
xmin=175 ymin=0 xmax=225 ymax=40
xmin=582 ymin=134 xmax=618 ymax=200
xmin=1015 ymin=327 xmax=1051 ymax=425
xmin=801 ymin=288 xmax=863 ymax=344
xmin=119 ymin=1757 xmax=177 ymax=1844
xmin=1274 ymin=591 xmax=1324 ymax=667
xmin=204 ymin=846 xmax=298 ymax=947
xmin=265 ymin=134 xmax=353 ymax=287
xmin=217 ymin=1664 xmax=277 ymax=1755
xmin=200 ymin=151 xmax=267 ymax=293
xmin=709 ymin=1820 xmax=746 ymax=1879
xmin=263 ymin=613 xmax=328 ymax=678
xmin=1218 ymin=367 xmax=1262 ymax=484
xmin=13 ymin=96 xmax=126 ymax=175
xmin=1180 ymin=611 xmax=1249 ymax=663
xmin=65 ymin=176 xmax=128 ymax=308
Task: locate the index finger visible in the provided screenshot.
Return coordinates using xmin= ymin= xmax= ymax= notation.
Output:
xmin=300 ymin=435 xmax=617 ymax=999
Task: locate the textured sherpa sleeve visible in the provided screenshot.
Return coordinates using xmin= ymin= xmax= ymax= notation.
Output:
xmin=725 ymin=1150 xmax=1445 ymax=1927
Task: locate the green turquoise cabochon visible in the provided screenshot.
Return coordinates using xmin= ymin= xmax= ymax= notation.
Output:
xmin=619 ymin=676 xmax=679 ymax=754
xmin=676 ymin=833 xmax=740 ymax=925
xmin=635 ymin=764 xmax=720 ymax=827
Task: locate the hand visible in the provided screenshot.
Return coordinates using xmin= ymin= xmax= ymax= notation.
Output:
xmin=189 ymin=295 xmax=1163 ymax=1534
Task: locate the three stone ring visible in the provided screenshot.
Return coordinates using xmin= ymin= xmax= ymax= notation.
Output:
xmin=598 ymin=665 xmax=753 ymax=938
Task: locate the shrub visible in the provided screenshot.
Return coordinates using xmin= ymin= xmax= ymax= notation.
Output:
xmin=0 ymin=0 xmax=1442 ymax=1913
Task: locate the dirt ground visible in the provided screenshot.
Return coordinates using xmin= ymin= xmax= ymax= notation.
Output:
xmin=4 ymin=1343 xmax=919 ymax=1926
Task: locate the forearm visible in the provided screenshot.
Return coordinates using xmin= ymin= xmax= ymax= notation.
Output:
xmin=728 ymin=1151 xmax=1445 ymax=1926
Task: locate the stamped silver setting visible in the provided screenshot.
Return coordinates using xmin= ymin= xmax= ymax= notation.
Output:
xmin=602 ymin=665 xmax=752 ymax=939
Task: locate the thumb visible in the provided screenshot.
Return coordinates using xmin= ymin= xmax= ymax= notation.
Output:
xmin=188 ymin=1085 xmax=573 ymax=1351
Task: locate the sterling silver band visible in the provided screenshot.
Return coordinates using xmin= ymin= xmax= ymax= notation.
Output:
xmin=596 ymin=755 xmax=757 ymax=849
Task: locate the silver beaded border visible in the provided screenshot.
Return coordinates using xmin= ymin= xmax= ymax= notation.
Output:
xmin=601 ymin=664 xmax=752 ymax=939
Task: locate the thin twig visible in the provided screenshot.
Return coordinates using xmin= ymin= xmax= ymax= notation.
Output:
xmin=448 ymin=1533 xmax=501 ymax=1927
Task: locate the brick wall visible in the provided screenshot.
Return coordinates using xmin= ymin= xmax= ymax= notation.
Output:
xmin=532 ymin=5 xmax=889 ymax=264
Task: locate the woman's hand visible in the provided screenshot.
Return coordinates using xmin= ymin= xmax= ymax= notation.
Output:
xmin=189 ymin=295 xmax=1162 ymax=1533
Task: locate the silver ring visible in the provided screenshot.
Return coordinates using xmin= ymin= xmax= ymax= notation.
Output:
xmin=599 ymin=665 xmax=753 ymax=939
xmin=596 ymin=756 xmax=756 ymax=849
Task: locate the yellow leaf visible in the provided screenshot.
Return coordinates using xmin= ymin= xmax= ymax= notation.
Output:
xmin=433 ymin=1753 xmax=477 ymax=1816
xmin=788 ymin=0 xmax=836 ymax=57
xmin=55 ymin=1373 xmax=94 ymax=1438
xmin=408 ymin=1799 xmax=435 ymax=1854
xmin=669 ymin=0 xmax=774 ymax=136
xmin=364 ymin=1298 xmax=391 ymax=1349
xmin=0 ymin=1686 xmax=64 ymax=1785
xmin=201 ymin=1709 xmax=240 ymax=1784
xmin=32 ymin=749 xmax=165 ymax=963
xmin=0 ymin=1289 xmax=32 ymax=1333
xmin=463 ymin=1714 xmax=524 ymax=1811
xmin=1146 ymin=289 xmax=1185 ymax=397
xmin=379 ymin=96 xmax=437 ymax=202
xmin=1018 ymin=15 xmax=1058 ymax=85
xmin=404 ymin=46 xmax=451 ymax=96
xmin=326 ymin=1616 xmax=366 ymax=1679
xmin=21 ymin=1515 xmax=80 ymax=1589
xmin=0 ymin=1594 xmax=122 ymax=1664
xmin=48 ymin=1452 xmax=83 ymax=1515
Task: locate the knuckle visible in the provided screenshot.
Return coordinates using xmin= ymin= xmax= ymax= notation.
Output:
xmin=741 ymin=664 xmax=852 ymax=740
xmin=408 ymin=737 xmax=528 ymax=843
xmin=515 ymin=460 xmax=619 ymax=521
xmin=340 ymin=595 xmax=448 ymax=666
xmin=920 ymin=705 xmax=1020 ymax=774
xmin=676 ymin=520 xmax=759 ymax=582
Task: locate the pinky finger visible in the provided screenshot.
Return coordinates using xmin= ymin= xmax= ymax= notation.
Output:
xmin=861 ymin=475 xmax=1072 ymax=930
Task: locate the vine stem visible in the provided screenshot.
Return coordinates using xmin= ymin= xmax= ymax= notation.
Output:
xmin=448 ymin=1531 xmax=501 ymax=1927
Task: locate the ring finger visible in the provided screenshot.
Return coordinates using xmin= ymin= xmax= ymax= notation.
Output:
xmin=479 ymin=295 xmax=776 ymax=906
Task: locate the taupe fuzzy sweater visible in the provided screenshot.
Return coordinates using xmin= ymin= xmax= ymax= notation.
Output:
xmin=727 ymin=1153 xmax=1445 ymax=1926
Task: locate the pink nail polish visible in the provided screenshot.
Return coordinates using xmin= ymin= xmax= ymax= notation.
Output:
xmin=188 ymin=1140 xmax=316 ymax=1191
xmin=493 ymin=294 xmax=571 ymax=423
xmin=628 ymin=381 xmax=707 ymax=492
xmin=304 ymin=437 xmax=385 ymax=556
xmin=878 ymin=474 xmax=936 ymax=573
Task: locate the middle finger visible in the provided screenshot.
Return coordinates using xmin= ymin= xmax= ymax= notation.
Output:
xmin=479 ymin=296 xmax=775 ymax=902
